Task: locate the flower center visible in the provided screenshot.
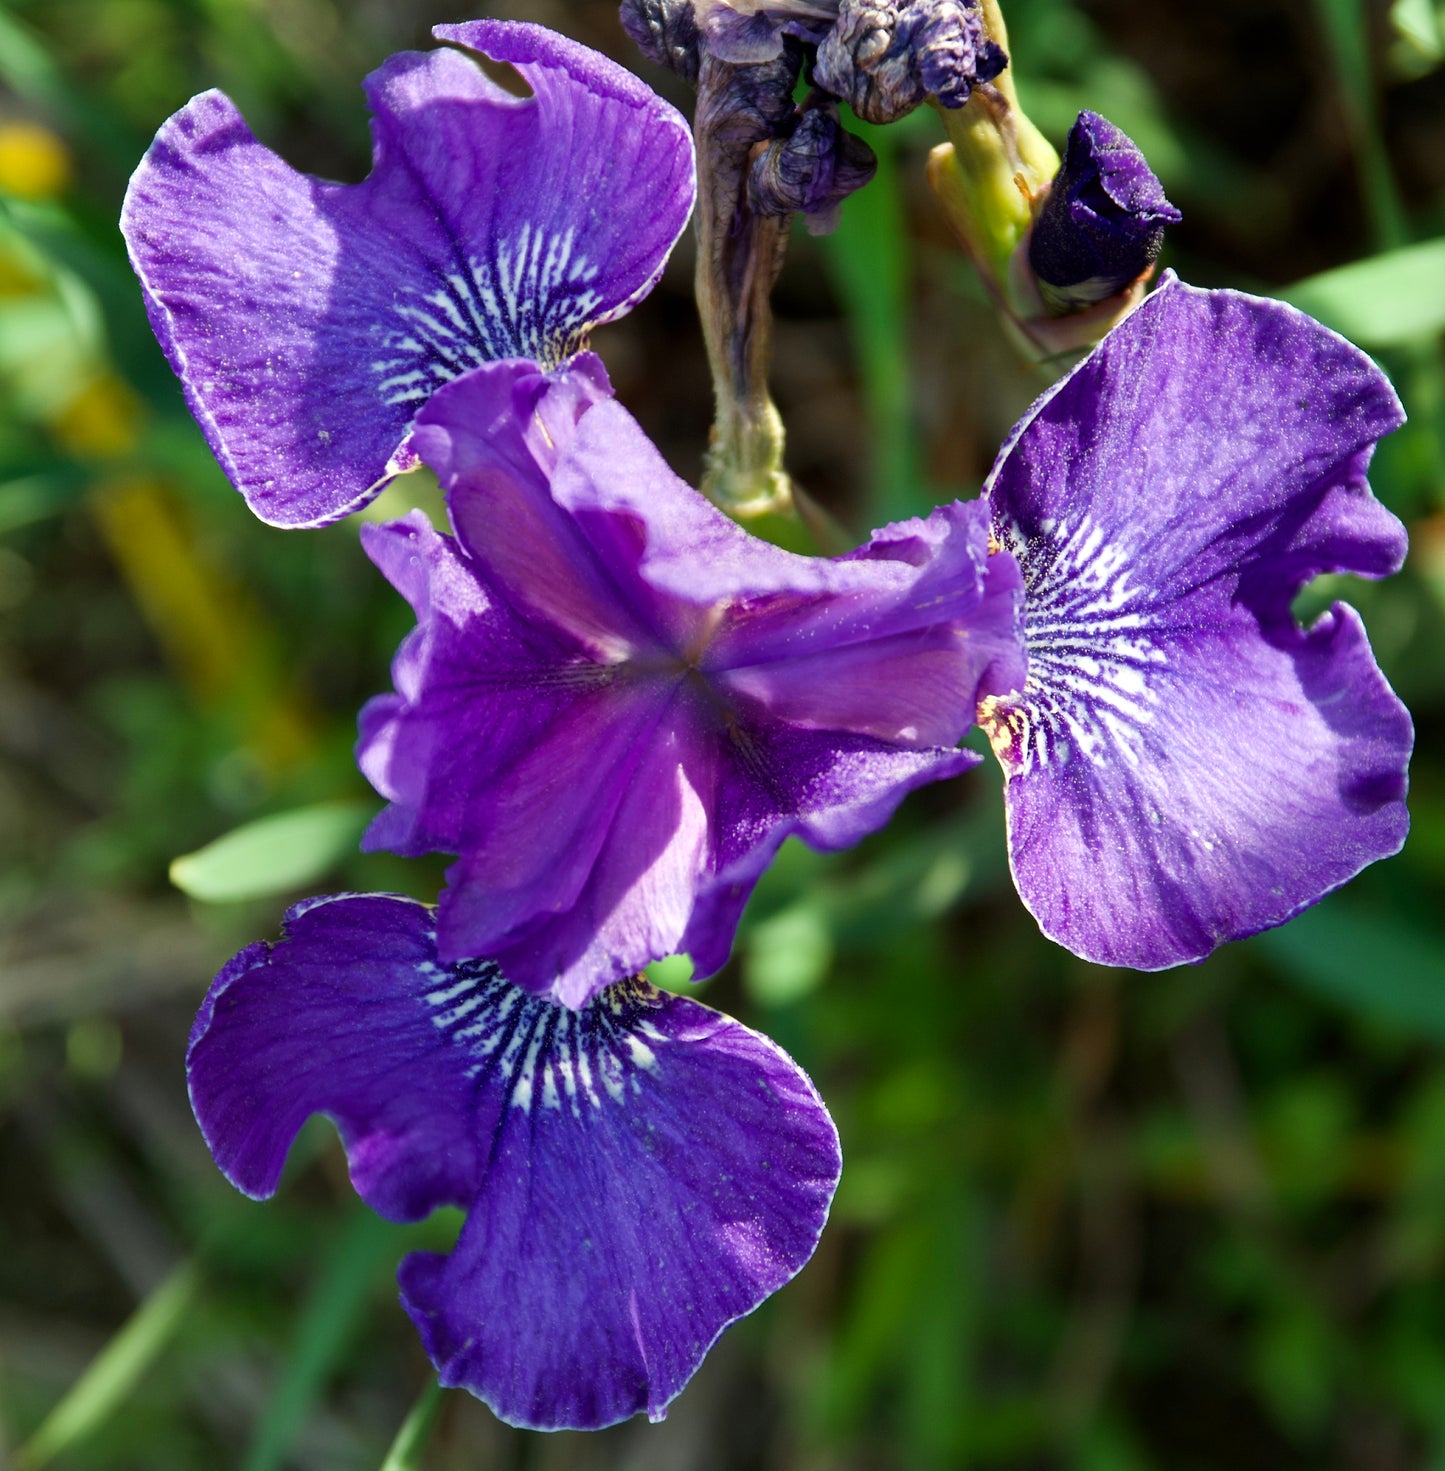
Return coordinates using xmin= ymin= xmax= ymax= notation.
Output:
xmin=979 ymin=512 xmax=1165 ymax=776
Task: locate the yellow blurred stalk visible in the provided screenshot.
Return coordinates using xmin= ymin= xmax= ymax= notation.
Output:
xmin=88 ymin=474 xmax=315 ymax=774
xmin=0 ymin=193 xmax=318 ymax=777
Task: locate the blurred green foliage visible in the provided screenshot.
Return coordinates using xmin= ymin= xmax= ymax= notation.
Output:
xmin=1 ymin=0 xmax=1444 ymax=1468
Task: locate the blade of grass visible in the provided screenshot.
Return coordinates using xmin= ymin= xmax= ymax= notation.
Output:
xmin=1281 ymin=239 xmax=1445 ymax=347
xmin=1254 ymin=901 xmax=1445 ymax=1039
xmin=1281 ymin=244 xmax=1445 ymax=509
xmin=820 ymin=123 xmax=922 ymax=525
xmin=1312 ymin=0 xmax=1409 ymax=249
xmin=242 ymin=1205 xmax=398 ymax=1471
xmin=0 ymin=9 xmax=139 ymax=175
xmin=1391 ymin=0 xmax=1444 ymax=60
xmin=15 ymin=1261 xmax=201 ymax=1470
xmin=1309 ymin=0 xmax=1445 ymax=510
xmin=170 ymin=800 xmax=375 ymax=904
xmin=379 ymin=1379 xmax=446 ymax=1471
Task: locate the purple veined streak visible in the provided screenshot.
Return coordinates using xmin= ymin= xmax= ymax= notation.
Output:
xmin=372 ymin=221 xmax=607 ymax=411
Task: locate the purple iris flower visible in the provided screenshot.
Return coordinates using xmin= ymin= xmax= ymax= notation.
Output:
xmin=357 ymin=357 xmax=1025 ymax=1006
xmin=980 ymin=275 xmax=1412 ymax=969
xmin=120 ymin=21 xmax=694 ymax=528
xmin=187 ymin=892 xmax=841 ymax=1430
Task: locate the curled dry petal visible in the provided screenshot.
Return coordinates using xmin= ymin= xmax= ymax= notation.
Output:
xmin=814 ymin=0 xmax=1007 ymax=124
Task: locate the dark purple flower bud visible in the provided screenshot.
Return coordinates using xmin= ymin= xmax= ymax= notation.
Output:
xmin=814 ymin=0 xmax=1007 ymax=125
xmin=748 ymin=100 xmax=877 ymax=232
xmin=619 ymin=0 xmax=701 ymax=83
xmin=1027 ymin=110 xmax=1182 ymax=315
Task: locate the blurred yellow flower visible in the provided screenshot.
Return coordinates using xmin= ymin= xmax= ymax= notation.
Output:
xmin=0 ymin=121 xmax=71 ymax=200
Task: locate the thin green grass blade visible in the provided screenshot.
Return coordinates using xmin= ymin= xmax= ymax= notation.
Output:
xmin=820 ymin=124 xmax=922 ymax=525
xmin=379 ymin=1379 xmax=446 ymax=1471
xmin=1281 ymin=239 xmax=1445 ymax=348
xmin=15 ymin=1261 xmax=201 ymax=1470
xmin=242 ymin=1207 xmax=398 ymax=1471
xmin=1392 ymin=0 xmax=1444 ymax=61
xmin=1307 ymin=0 xmax=1445 ymax=512
xmin=0 ymin=474 xmax=74 ymax=534
xmin=0 ymin=8 xmax=138 ymax=173
xmin=1254 ymin=902 xmax=1445 ymax=1039
xmin=1283 ymin=240 xmax=1445 ymax=512
xmin=1312 ymin=0 xmax=1409 ymax=249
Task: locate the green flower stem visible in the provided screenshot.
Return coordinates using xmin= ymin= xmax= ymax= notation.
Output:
xmin=692 ymin=51 xmax=799 ymax=523
xmin=924 ymin=1 xmax=1159 ymax=370
xmin=930 ymin=84 xmax=1058 ymax=292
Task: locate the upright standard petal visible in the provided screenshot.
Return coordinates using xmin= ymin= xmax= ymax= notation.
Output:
xmin=982 ymin=276 xmax=1412 ymax=969
xmin=358 ymin=362 xmax=1023 ymax=1004
xmin=187 ymin=894 xmax=840 ymax=1430
xmin=120 ymin=21 xmax=694 ymax=527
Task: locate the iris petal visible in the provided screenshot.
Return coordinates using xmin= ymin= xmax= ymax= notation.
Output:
xmin=984 ymin=275 xmax=1412 ymax=968
xmin=187 ymin=893 xmax=840 ymax=1431
xmin=359 ymin=364 xmax=1023 ymax=1002
xmin=121 ymin=21 xmax=694 ymax=527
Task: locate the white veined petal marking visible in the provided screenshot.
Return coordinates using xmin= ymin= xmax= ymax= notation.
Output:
xmin=370 ymin=223 xmax=606 ymax=409
xmin=424 ymin=961 xmax=665 ymax=1117
xmin=980 ymin=513 xmax=1166 ymax=776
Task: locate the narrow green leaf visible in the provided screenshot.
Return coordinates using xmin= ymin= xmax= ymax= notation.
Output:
xmin=170 ymin=800 xmax=374 ymax=903
xmin=820 ymin=123 xmax=922 ymax=524
xmin=1255 ymin=901 xmax=1445 ymax=1038
xmin=243 ymin=1207 xmax=398 ymax=1471
xmin=0 ymin=9 xmax=139 ymax=174
xmin=1311 ymin=0 xmax=1409 ymax=248
xmin=1280 ymin=239 xmax=1445 ymax=347
xmin=379 ymin=1379 xmax=446 ymax=1471
xmin=1392 ymin=0 xmax=1444 ymax=58
xmin=16 ymin=1262 xmax=201 ymax=1470
xmin=0 ymin=475 xmax=73 ymax=535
